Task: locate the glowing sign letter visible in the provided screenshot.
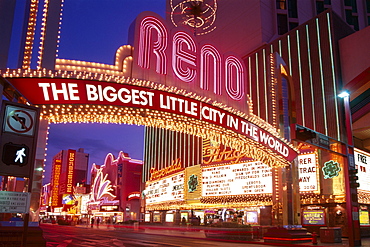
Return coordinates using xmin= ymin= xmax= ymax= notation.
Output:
xmin=225 ymin=55 xmax=245 ymax=101
xmin=172 ymin=31 xmax=197 ymax=83
xmin=137 ymin=16 xmax=168 ymax=75
xmin=200 ymin=44 xmax=222 ymax=95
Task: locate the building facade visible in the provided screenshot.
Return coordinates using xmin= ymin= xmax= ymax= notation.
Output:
xmin=88 ymin=151 xmax=143 ymax=223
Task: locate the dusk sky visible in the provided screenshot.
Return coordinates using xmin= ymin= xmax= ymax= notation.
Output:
xmin=44 ymin=0 xmax=166 ymax=183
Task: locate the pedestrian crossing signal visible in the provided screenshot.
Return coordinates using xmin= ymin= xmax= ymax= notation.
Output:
xmin=2 ymin=143 xmax=29 ymax=166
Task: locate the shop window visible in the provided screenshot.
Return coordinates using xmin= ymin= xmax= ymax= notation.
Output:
xmin=288 ymin=0 xmax=298 ymax=18
xmin=277 ymin=14 xmax=288 ymax=35
xmin=316 ymin=1 xmax=325 ymax=14
xmin=276 ymin=0 xmax=286 ymax=10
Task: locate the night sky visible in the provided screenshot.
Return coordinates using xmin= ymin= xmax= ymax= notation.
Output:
xmin=44 ymin=0 xmax=166 ymax=183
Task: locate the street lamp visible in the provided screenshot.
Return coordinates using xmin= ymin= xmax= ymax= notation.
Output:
xmin=338 ymin=91 xmax=361 ymax=246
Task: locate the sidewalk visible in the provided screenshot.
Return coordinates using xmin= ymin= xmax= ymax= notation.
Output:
xmin=75 ymin=223 xmax=370 ymax=247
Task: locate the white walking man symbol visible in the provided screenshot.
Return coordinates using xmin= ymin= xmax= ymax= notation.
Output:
xmin=15 ymin=148 xmax=26 ymax=163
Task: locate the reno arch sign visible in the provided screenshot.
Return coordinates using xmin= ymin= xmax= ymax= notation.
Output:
xmin=4 ymin=12 xmax=298 ymax=164
xmin=132 ymin=12 xmax=247 ymax=112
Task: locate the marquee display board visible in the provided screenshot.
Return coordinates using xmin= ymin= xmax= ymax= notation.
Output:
xmin=201 ymin=161 xmax=273 ymax=197
xmin=145 ymin=171 xmax=185 ymax=205
xmin=355 ymin=148 xmax=370 ymax=192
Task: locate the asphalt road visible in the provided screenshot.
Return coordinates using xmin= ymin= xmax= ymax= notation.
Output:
xmin=41 ymin=223 xmax=267 ymax=247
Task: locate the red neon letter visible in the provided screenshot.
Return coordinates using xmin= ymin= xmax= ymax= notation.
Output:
xmin=225 ymin=55 xmax=245 ymax=101
xmin=200 ymin=44 xmax=222 ymax=95
xmin=137 ymin=16 xmax=168 ymax=75
xmin=172 ymin=31 xmax=197 ymax=83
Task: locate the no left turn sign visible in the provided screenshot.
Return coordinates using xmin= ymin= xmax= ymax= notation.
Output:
xmin=3 ymin=105 xmax=37 ymax=136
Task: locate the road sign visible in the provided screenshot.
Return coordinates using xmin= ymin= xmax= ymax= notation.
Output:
xmin=3 ymin=105 xmax=37 ymax=136
xmin=0 ymin=101 xmax=40 ymax=177
xmin=0 ymin=191 xmax=31 ymax=213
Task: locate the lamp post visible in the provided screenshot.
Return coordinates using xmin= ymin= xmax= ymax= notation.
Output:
xmin=338 ymin=91 xmax=361 ymax=246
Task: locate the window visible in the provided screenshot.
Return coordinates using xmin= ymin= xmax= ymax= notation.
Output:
xmin=367 ymin=0 xmax=370 ymax=13
xmin=316 ymin=1 xmax=325 ymax=14
xmin=276 ymin=0 xmax=287 ymax=10
xmin=353 ymin=16 xmax=359 ymax=30
xmin=345 ymin=9 xmax=353 ymax=25
xmin=277 ymin=14 xmax=288 ymax=34
xmin=368 ymin=16 xmax=370 ymax=26
xmin=324 ymin=0 xmax=331 ymax=4
xmin=344 ymin=0 xmax=352 ymax=7
xmin=289 ymin=22 xmax=298 ymax=30
xmin=288 ymin=0 xmax=298 ymax=18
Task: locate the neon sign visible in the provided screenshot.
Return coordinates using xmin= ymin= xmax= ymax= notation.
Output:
xmin=66 ymin=150 xmax=75 ymax=193
xmin=134 ymin=12 xmax=246 ymax=102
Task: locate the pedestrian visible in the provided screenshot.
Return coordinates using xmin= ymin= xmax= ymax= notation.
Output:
xmin=91 ymin=218 xmax=94 ymax=228
xmin=181 ymin=217 xmax=186 ymax=226
xmin=96 ymin=217 xmax=100 ymax=227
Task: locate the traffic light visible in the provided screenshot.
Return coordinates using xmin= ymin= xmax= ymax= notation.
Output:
xmin=2 ymin=142 xmax=29 ymax=167
xmin=348 ymin=169 xmax=360 ymax=188
xmin=295 ymin=125 xmax=317 ymax=141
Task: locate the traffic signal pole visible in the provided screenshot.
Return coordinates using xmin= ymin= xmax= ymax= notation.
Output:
xmin=341 ymin=94 xmax=361 ymax=247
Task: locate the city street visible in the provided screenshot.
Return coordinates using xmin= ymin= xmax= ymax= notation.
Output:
xmin=41 ymin=223 xmax=266 ymax=247
xmin=40 ymin=223 xmax=370 ymax=247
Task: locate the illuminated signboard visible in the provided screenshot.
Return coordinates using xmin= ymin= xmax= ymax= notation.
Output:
xmin=201 ymin=161 xmax=272 ymax=197
xmin=298 ymin=153 xmax=318 ymax=192
xmin=360 ymin=210 xmax=370 ymax=225
xmin=8 ymin=77 xmax=297 ymax=163
xmin=127 ymin=192 xmax=141 ymax=200
xmin=51 ymin=159 xmax=62 ymax=207
xmin=354 ymin=149 xmax=370 ymax=192
xmin=62 ymin=194 xmax=74 ymax=205
xmin=302 ymin=210 xmax=325 ymax=225
xmin=100 ymin=205 xmax=119 ymax=211
xmin=66 ymin=150 xmax=76 ymax=194
xmin=145 ymin=172 xmax=184 ymax=204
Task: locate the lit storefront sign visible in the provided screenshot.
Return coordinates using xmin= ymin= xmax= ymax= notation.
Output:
xmin=100 ymin=205 xmax=119 ymax=211
xmin=127 ymin=192 xmax=141 ymax=200
xmin=145 ymin=172 xmax=185 ymax=204
xmin=354 ymin=149 xmax=370 ymax=192
xmin=302 ymin=206 xmax=326 ymax=226
xmin=201 ymin=161 xmax=272 ymax=197
xmin=298 ymin=153 xmax=318 ymax=192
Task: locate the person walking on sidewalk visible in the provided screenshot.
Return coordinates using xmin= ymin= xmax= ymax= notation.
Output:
xmin=96 ymin=217 xmax=100 ymax=228
xmin=91 ymin=218 xmax=94 ymax=228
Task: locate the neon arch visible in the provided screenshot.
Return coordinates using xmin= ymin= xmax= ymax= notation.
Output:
xmin=2 ymin=67 xmax=297 ymax=168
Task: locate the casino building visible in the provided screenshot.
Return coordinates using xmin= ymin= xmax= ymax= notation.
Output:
xmin=0 ymin=1 xmax=369 ymax=245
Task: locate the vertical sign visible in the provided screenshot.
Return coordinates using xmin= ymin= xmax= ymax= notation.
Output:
xmin=51 ymin=159 xmax=62 ymax=207
xmin=66 ymin=150 xmax=76 ymax=194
